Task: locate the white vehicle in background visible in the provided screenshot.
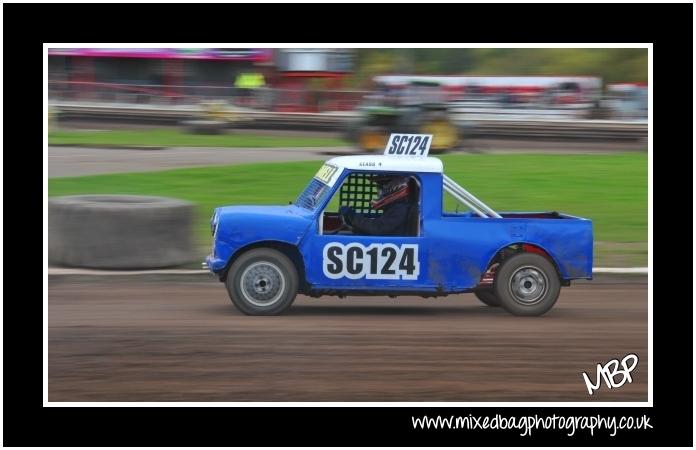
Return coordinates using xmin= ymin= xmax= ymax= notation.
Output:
xmin=604 ymin=83 xmax=648 ymax=121
xmin=374 ymin=75 xmax=603 ymax=120
xmin=375 ymin=75 xmax=602 ymax=105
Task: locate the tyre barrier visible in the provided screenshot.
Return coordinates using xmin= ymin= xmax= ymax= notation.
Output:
xmin=49 ymin=195 xmax=196 ymax=269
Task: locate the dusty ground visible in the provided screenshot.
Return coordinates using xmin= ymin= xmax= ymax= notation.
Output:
xmin=48 ymin=277 xmax=648 ymax=402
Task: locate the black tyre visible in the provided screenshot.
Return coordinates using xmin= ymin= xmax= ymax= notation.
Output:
xmin=474 ymin=290 xmax=501 ymax=307
xmin=494 ymin=253 xmax=561 ymax=316
xmin=49 ymin=195 xmax=194 ymax=269
xmin=344 ymin=119 xmax=362 ymax=142
xmin=225 ymin=248 xmax=298 ymax=316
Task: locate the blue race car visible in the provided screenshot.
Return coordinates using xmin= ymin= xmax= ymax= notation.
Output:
xmin=206 ymin=134 xmax=592 ymax=316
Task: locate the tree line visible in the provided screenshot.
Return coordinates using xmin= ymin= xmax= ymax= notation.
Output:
xmin=344 ymin=48 xmax=647 ymax=88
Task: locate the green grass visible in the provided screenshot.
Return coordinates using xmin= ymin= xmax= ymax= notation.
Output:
xmin=48 ymin=153 xmax=647 ymax=265
xmin=440 ymin=153 xmax=647 ymax=244
xmin=48 ymin=129 xmax=349 ymax=148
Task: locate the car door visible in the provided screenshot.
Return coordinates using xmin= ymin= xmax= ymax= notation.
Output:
xmin=300 ymin=171 xmax=436 ymax=292
xmin=424 ymin=185 xmax=511 ymax=291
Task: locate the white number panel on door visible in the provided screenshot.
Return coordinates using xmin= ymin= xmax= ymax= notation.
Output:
xmin=322 ymin=242 xmax=420 ymax=280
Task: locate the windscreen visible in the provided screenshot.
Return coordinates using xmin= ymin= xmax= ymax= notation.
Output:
xmin=294 ymin=178 xmax=331 ymax=211
xmin=294 ymin=163 xmax=344 ymax=211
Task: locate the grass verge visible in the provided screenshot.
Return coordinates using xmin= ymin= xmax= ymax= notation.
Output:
xmin=48 ymin=129 xmax=348 ymax=148
xmin=49 ymin=153 xmax=647 ymax=266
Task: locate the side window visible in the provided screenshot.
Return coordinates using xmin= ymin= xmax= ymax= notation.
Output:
xmin=321 ymin=172 xmax=421 ymax=236
xmin=324 ymin=172 xmax=383 ymax=216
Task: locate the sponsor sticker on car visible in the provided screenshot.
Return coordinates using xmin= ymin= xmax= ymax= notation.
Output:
xmin=313 ymin=163 xmax=343 ymax=187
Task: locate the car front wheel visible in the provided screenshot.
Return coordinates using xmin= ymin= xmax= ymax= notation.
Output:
xmin=494 ymin=253 xmax=561 ymax=316
xmin=226 ymin=248 xmax=298 ymax=315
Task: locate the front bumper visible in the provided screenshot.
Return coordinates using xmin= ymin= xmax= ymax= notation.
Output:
xmin=205 ymin=254 xmax=227 ymax=273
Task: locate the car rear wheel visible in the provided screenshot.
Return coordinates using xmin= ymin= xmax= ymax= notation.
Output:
xmin=474 ymin=290 xmax=501 ymax=307
xmin=226 ymin=248 xmax=298 ymax=315
xmin=494 ymin=253 xmax=561 ymax=316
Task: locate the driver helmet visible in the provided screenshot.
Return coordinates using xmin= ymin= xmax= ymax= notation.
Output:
xmin=371 ymin=176 xmax=411 ymax=209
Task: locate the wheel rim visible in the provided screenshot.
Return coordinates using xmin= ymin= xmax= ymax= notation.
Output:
xmin=240 ymin=261 xmax=286 ymax=307
xmin=508 ymin=266 xmax=548 ymax=305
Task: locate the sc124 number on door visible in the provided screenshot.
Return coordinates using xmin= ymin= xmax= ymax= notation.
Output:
xmin=322 ymin=242 xmax=420 ymax=280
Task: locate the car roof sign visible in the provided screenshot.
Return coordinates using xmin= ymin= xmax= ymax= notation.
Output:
xmin=326 ymin=155 xmax=443 ymax=173
xmin=384 ymin=133 xmax=433 ymax=157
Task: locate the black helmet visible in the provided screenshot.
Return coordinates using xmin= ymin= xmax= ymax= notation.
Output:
xmin=371 ymin=176 xmax=411 ymax=209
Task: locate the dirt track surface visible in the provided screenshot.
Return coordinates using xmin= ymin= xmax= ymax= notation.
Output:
xmin=48 ymin=146 xmax=331 ymax=178
xmin=48 ymin=278 xmax=648 ymax=402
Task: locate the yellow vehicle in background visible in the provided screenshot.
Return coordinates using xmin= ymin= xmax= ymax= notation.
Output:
xmin=184 ymin=100 xmax=255 ymax=134
xmin=346 ymin=80 xmax=463 ymax=153
xmin=199 ymin=100 xmax=243 ymax=124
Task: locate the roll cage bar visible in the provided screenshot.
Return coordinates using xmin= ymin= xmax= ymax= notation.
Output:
xmin=443 ymin=175 xmax=502 ymax=218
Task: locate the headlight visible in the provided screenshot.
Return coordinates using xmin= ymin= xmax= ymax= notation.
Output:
xmin=210 ymin=210 xmax=219 ymax=236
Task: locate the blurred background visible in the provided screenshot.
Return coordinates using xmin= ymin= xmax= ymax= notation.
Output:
xmin=48 ymin=48 xmax=648 ymax=122
xmin=47 ymin=47 xmax=649 ymax=402
xmin=48 ymin=47 xmax=648 ymax=269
